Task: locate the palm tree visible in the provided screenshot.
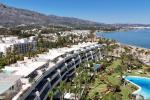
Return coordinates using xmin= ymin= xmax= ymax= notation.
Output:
xmin=140 ymin=49 xmax=145 ymax=56
xmin=0 ymin=52 xmax=3 ymax=58
xmin=12 ymin=46 xmax=19 ymax=63
xmin=123 ymin=46 xmax=131 ymax=54
xmin=93 ymin=92 xmax=101 ymax=100
xmin=48 ymin=91 xmax=54 ymax=100
xmin=0 ymin=57 xmax=6 ymax=69
xmin=65 ymin=82 xmax=71 ymax=93
xmin=145 ymin=51 xmax=150 ymax=59
xmin=6 ymin=47 xmax=12 ymax=64
xmin=88 ymin=30 xmax=96 ymax=42
xmin=71 ymin=65 xmax=85 ymax=100
xmin=27 ymin=43 xmax=33 ymax=58
xmin=72 ymin=77 xmax=80 ymax=100
xmin=57 ymin=81 xmax=65 ymax=100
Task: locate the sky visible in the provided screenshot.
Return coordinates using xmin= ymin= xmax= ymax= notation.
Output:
xmin=0 ymin=0 xmax=150 ymax=24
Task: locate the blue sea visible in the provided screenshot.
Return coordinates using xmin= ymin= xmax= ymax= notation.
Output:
xmin=96 ymin=29 xmax=150 ymax=49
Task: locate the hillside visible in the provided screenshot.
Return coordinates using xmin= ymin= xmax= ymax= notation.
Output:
xmin=0 ymin=3 xmax=101 ymax=27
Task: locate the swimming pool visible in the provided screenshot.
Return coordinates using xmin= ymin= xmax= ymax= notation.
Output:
xmin=3 ymin=70 xmax=12 ymax=75
xmin=124 ymin=76 xmax=150 ymax=99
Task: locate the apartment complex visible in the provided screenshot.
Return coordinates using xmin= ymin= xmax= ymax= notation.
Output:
xmin=0 ymin=36 xmax=37 ymax=56
xmin=0 ymin=42 xmax=103 ymax=100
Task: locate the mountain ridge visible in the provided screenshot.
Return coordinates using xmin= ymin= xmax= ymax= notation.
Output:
xmin=0 ymin=3 xmax=102 ymax=27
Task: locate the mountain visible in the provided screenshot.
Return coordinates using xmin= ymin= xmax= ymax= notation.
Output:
xmin=47 ymin=15 xmax=103 ymax=26
xmin=0 ymin=3 xmax=102 ymax=27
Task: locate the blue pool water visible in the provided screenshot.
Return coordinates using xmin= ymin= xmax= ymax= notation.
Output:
xmin=124 ymin=76 xmax=150 ymax=99
xmin=3 ymin=70 xmax=12 ymax=75
xmin=97 ymin=29 xmax=150 ymax=48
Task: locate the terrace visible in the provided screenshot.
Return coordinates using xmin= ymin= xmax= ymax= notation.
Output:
xmin=0 ymin=73 xmax=21 ymax=100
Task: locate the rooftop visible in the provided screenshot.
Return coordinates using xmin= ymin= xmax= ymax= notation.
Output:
xmin=0 ymin=36 xmax=36 ymax=53
xmin=2 ymin=42 xmax=100 ymax=77
xmin=38 ymin=42 xmax=100 ymax=60
xmin=0 ymin=36 xmax=35 ymax=44
xmin=0 ymin=73 xmax=21 ymax=94
xmin=3 ymin=58 xmax=48 ymax=77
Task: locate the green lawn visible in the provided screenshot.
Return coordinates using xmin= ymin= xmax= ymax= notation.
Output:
xmin=121 ymin=84 xmax=133 ymax=100
xmin=108 ymin=73 xmax=120 ymax=85
xmin=110 ymin=59 xmax=121 ymax=68
xmin=88 ymin=60 xmax=122 ymax=99
xmin=88 ymin=83 xmax=107 ymax=98
xmin=87 ymin=59 xmax=149 ymax=100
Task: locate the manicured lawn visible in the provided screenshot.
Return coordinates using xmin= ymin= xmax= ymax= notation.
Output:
xmin=121 ymin=84 xmax=133 ymax=100
xmin=88 ymin=60 xmax=123 ymax=99
xmin=109 ymin=59 xmax=121 ymax=69
xmin=87 ymin=59 xmax=148 ymax=99
xmin=108 ymin=73 xmax=120 ymax=85
xmin=88 ymin=83 xmax=107 ymax=98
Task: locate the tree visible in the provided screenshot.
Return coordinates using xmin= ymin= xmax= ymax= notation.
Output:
xmin=48 ymin=90 xmax=55 ymax=100
xmin=0 ymin=58 xmax=6 ymax=69
xmin=88 ymin=30 xmax=96 ymax=42
xmin=93 ymin=92 xmax=101 ymax=100
xmin=57 ymin=81 xmax=65 ymax=100
xmin=6 ymin=47 xmax=12 ymax=64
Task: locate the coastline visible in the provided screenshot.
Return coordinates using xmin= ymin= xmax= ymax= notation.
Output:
xmin=118 ymin=43 xmax=150 ymax=66
xmin=96 ymin=32 xmax=150 ymax=66
xmin=96 ymin=29 xmax=150 ymax=49
xmin=119 ymin=42 xmax=150 ymax=50
xmin=96 ymin=28 xmax=133 ymax=33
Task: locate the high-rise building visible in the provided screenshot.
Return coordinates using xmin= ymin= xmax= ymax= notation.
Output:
xmin=0 ymin=42 xmax=103 ymax=100
xmin=0 ymin=36 xmax=37 ymax=56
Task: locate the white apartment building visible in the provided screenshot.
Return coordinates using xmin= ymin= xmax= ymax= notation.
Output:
xmin=0 ymin=36 xmax=37 ymax=56
xmin=0 ymin=42 xmax=103 ymax=100
xmin=61 ymin=30 xmax=90 ymax=36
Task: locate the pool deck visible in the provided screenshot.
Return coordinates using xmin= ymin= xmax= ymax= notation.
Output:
xmin=0 ymin=73 xmax=21 ymax=94
xmin=123 ymin=76 xmax=150 ymax=99
xmin=123 ymin=76 xmax=141 ymax=94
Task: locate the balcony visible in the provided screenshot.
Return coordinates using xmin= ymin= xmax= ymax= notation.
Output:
xmin=51 ymin=75 xmax=61 ymax=88
xmin=25 ymin=94 xmax=37 ymax=100
xmin=59 ymin=65 xmax=66 ymax=72
xmin=62 ymin=74 xmax=68 ymax=81
xmin=86 ymin=53 xmax=92 ymax=58
xmin=67 ymin=68 xmax=75 ymax=77
xmin=57 ymin=62 xmax=65 ymax=70
xmin=40 ymin=85 xmax=51 ymax=100
xmin=67 ymin=64 xmax=75 ymax=72
xmin=45 ymin=70 xmax=58 ymax=81
xmin=74 ymin=54 xmax=79 ymax=61
xmin=88 ymin=57 xmax=92 ymax=61
xmin=65 ymin=58 xmax=72 ymax=64
xmin=75 ymin=60 xmax=80 ymax=66
xmin=60 ymin=68 xmax=67 ymax=76
xmin=36 ymin=80 xmax=49 ymax=94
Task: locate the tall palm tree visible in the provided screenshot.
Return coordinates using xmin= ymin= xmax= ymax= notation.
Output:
xmin=48 ymin=90 xmax=54 ymax=100
xmin=57 ymin=81 xmax=65 ymax=100
xmin=6 ymin=47 xmax=12 ymax=64
xmin=65 ymin=82 xmax=71 ymax=93
xmin=123 ymin=46 xmax=131 ymax=54
xmin=88 ymin=30 xmax=96 ymax=42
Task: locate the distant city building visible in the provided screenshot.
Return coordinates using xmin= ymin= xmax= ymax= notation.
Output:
xmin=62 ymin=30 xmax=90 ymax=37
xmin=0 ymin=36 xmax=37 ymax=56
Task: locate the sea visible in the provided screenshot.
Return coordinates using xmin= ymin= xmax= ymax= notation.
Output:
xmin=96 ymin=29 xmax=150 ymax=49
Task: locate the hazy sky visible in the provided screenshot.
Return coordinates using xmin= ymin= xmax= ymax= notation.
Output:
xmin=0 ymin=0 xmax=150 ymax=24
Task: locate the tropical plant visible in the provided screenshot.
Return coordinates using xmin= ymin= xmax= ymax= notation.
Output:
xmin=57 ymin=81 xmax=65 ymax=100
